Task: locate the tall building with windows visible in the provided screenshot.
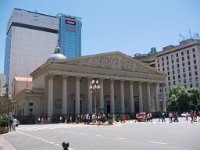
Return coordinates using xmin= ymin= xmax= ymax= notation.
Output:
xmin=135 ymin=39 xmax=200 ymax=98
xmin=0 ymin=74 xmax=6 ymax=96
xmin=4 ymin=8 xmax=58 ymax=94
xmin=58 ymin=14 xmax=82 ymax=58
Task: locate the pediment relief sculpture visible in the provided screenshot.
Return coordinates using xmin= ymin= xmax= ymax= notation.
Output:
xmin=62 ymin=52 xmax=160 ymax=74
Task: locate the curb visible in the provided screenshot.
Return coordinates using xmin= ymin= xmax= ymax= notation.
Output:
xmin=0 ymin=134 xmax=16 ymax=150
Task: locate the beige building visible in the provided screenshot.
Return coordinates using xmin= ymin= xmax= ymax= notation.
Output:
xmin=0 ymin=74 xmax=6 ymax=96
xmin=14 ymin=51 xmax=166 ymax=117
xmin=135 ymin=39 xmax=200 ymax=97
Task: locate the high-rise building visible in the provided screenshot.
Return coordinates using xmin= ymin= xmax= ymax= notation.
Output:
xmin=4 ymin=8 xmax=58 ymax=94
xmin=135 ymin=39 xmax=200 ymax=99
xmin=0 ymin=73 xmax=6 ymax=96
xmin=58 ymin=14 xmax=82 ymax=58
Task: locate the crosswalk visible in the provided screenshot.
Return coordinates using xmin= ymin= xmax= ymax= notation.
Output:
xmin=17 ymin=123 xmax=88 ymax=132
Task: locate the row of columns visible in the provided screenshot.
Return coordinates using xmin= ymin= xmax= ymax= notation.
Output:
xmin=47 ymin=75 xmax=166 ymax=116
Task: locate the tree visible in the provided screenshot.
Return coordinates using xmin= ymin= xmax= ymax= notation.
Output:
xmin=148 ymin=47 xmax=157 ymax=55
xmin=167 ymin=84 xmax=200 ymax=112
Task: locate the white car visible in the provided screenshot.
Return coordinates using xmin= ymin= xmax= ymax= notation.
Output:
xmin=181 ymin=112 xmax=190 ymax=117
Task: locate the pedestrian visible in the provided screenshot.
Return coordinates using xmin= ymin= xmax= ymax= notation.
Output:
xmin=190 ymin=110 xmax=194 ymax=124
xmin=38 ymin=117 xmax=41 ymax=124
xmin=135 ymin=113 xmax=138 ymax=122
xmin=12 ymin=117 xmax=18 ymax=131
xmin=169 ymin=112 xmax=173 ymax=123
xmin=8 ymin=116 xmax=13 ymax=131
xmin=60 ymin=116 xmax=63 ymax=123
xmin=162 ymin=113 xmax=166 ymax=122
xmin=149 ymin=112 xmax=153 ymax=122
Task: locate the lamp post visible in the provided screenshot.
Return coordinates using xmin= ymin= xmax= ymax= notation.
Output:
xmin=89 ymin=79 xmax=100 ymax=114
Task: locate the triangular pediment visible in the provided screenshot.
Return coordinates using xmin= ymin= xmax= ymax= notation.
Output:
xmin=58 ymin=51 xmax=162 ymax=75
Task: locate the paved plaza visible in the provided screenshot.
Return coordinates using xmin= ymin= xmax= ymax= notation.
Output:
xmin=1 ymin=118 xmax=200 ymax=150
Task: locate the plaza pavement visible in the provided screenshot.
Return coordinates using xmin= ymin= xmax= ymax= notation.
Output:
xmin=0 ymin=117 xmax=200 ymax=150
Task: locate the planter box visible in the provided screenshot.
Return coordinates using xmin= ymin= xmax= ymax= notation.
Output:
xmin=0 ymin=127 xmax=9 ymax=134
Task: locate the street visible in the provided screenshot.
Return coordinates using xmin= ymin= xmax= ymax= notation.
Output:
xmin=2 ymin=118 xmax=200 ymax=150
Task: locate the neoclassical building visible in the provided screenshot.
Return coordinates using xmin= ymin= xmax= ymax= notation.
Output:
xmin=15 ymin=50 xmax=166 ymax=117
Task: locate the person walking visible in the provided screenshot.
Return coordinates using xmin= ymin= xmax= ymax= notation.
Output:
xmin=12 ymin=117 xmax=18 ymax=132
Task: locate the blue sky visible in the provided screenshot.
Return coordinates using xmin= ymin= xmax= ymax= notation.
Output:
xmin=0 ymin=0 xmax=200 ymax=73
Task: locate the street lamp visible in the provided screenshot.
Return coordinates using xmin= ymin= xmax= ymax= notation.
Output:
xmin=89 ymin=79 xmax=100 ymax=114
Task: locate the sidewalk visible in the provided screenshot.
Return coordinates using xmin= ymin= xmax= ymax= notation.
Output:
xmin=0 ymin=134 xmax=16 ymax=150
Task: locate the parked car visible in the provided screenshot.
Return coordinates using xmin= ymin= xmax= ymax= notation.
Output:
xmin=181 ymin=112 xmax=190 ymax=117
xmin=137 ymin=112 xmax=146 ymax=122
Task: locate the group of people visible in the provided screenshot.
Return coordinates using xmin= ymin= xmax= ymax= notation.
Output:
xmin=9 ymin=116 xmax=18 ymax=131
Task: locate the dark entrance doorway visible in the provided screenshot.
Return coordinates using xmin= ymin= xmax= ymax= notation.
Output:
xmin=107 ymin=101 xmax=110 ymax=114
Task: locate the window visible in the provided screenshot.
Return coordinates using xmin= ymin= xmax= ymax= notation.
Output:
xmin=177 ymin=64 xmax=179 ymax=67
xmin=184 ymin=79 xmax=186 ymax=83
xmin=162 ymin=58 xmax=164 ymax=61
xmin=173 ymin=76 xmax=175 ymax=80
xmin=188 ymin=67 xmax=191 ymax=71
xmin=168 ymin=77 xmax=170 ymax=80
xmin=182 ymin=62 xmax=185 ymax=66
xmin=29 ymin=103 xmax=33 ymax=106
xmin=168 ymin=72 xmax=170 ymax=75
xmin=176 ymin=53 xmax=178 ymax=57
xmin=167 ymin=61 xmax=169 ymax=65
xmin=183 ymin=68 xmax=185 ymax=72
xmin=168 ymin=82 xmax=171 ymax=86
xmin=189 ymin=78 xmax=192 ymax=82
xmin=29 ymin=108 xmax=33 ymax=112
xmin=196 ymin=83 xmax=199 ymax=87
xmin=194 ymin=65 xmax=197 ymax=69
xmin=177 ymin=69 xmax=180 ymax=74
xmin=189 ymin=73 xmax=191 ymax=77
xmin=158 ymin=64 xmax=160 ymax=67
xmin=167 ymin=66 xmax=169 ymax=70
xmin=178 ymin=75 xmax=180 ymax=78
xmin=166 ymin=56 xmax=168 ymax=60
xmin=172 ymin=65 xmax=174 ymax=69
xmin=193 ymin=54 xmax=196 ymax=58
xmin=194 ymin=59 xmax=196 ymax=64
xmin=182 ymin=57 xmax=184 ymax=61
xmin=173 ymin=81 xmax=176 ymax=85
xmin=173 ymin=70 xmax=175 ymax=74
xmin=195 ymin=71 xmax=198 ymax=75
xmin=187 ymin=55 xmax=190 ymax=59
xmin=183 ymin=74 xmax=186 ymax=77
xmin=187 ymin=50 xmax=189 ymax=54
xmin=188 ymin=61 xmax=190 ymax=65
xmin=172 ymin=60 xmax=174 ymax=63
xmin=177 ymin=59 xmax=179 ymax=62
xmin=192 ymin=48 xmax=195 ymax=52
xmin=195 ymin=77 xmax=198 ymax=81
xmin=181 ymin=52 xmax=184 ymax=55
xmin=190 ymin=84 xmax=192 ymax=88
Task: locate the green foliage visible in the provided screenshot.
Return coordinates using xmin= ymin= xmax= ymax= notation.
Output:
xmin=0 ymin=115 xmax=10 ymax=127
xmin=167 ymin=84 xmax=200 ymax=112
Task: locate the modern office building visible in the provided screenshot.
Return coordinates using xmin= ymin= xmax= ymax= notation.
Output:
xmin=58 ymin=14 xmax=82 ymax=58
xmin=3 ymin=9 xmax=56 ymax=95
xmin=135 ymin=39 xmax=200 ymax=99
xmin=0 ymin=74 xmax=6 ymax=96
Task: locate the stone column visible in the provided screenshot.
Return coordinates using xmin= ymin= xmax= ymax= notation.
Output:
xmin=100 ymin=78 xmax=104 ymax=113
xmin=147 ymin=82 xmax=151 ymax=112
xmin=139 ymin=82 xmax=143 ymax=112
xmin=130 ymin=81 xmax=135 ymax=113
xmin=120 ymin=80 xmax=125 ymax=113
xmin=155 ymin=83 xmax=160 ymax=112
xmin=62 ymin=75 xmax=68 ymax=114
xmin=88 ymin=78 xmax=92 ymax=114
xmin=48 ymin=74 xmax=54 ymax=117
xmin=162 ymin=84 xmax=167 ymax=112
xmin=110 ymin=79 xmax=115 ymax=113
xmin=75 ymin=76 xmax=80 ymax=114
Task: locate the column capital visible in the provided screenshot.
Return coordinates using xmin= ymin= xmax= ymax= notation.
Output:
xmin=48 ymin=73 xmax=55 ymax=79
xmin=62 ymin=75 xmax=69 ymax=79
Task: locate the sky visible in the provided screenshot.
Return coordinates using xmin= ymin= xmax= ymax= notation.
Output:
xmin=0 ymin=0 xmax=200 ymax=73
